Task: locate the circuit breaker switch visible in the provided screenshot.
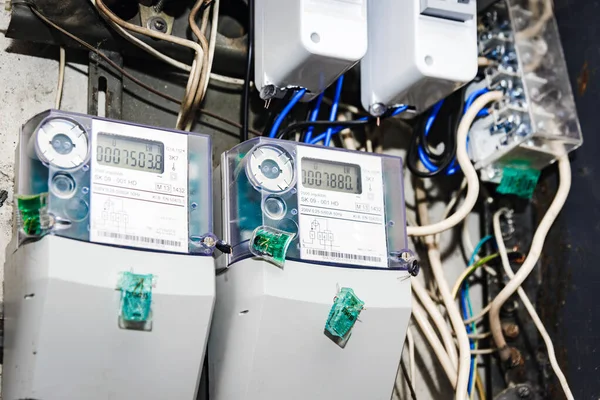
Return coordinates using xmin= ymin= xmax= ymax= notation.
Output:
xmin=420 ymin=0 xmax=476 ymax=22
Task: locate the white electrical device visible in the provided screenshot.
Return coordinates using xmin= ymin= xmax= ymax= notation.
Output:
xmin=4 ymin=110 xmax=215 ymax=400
xmin=361 ymin=0 xmax=478 ymax=115
xmin=254 ymin=0 xmax=368 ymax=101
xmin=209 ymin=138 xmax=415 ymax=400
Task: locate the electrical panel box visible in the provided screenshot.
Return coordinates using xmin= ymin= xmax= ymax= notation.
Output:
xmin=254 ymin=0 xmax=368 ymax=102
xmin=3 ymin=110 xmax=216 ymax=400
xmin=468 ymin=0 xmax=583 ymax=182
xmin=361 ymin=0 xmax=478 ymax=115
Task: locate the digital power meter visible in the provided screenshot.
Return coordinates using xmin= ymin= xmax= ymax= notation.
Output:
xmin=3 ymin=110 xmax=215 ymax=400
xmin=209 ymin=138 xmax=414 ymax=400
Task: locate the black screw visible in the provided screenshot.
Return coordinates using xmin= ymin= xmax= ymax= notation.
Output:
xmin=408 ymin=260 xmax=420 ymax=277
xmin=150 ymin=17 xmax=167 ymax=32
xmin=517 ymin=386 xmax=531 ymax=398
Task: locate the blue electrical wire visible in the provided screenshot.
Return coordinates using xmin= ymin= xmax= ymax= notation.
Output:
xmin=304 ymin=92 xmax=325 ymax=143
xmin=308 ymin=105 xmax=408 ymax=145
xmin=469 ymin=235 xmax=494 ymax=266
xmin=268 ymin=88 xmax=307 ymax=138
xmin=418 ymin=100 xmax=459 ymax=175
xmin=460 ymin=289 xmax=476 ymax=395
xmin=464 ymin=87 xmax=491 ymax=118
xmin=461 ymin=235 xmax=495 ymax=395
xmin=418 ymin=87 xmax=492 ymax=176
xmin=323 ymin=75 xmax=345 ymax=147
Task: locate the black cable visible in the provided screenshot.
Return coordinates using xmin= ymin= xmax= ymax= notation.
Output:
xmin=407 ymin=90 xmax=466 ymax=178
xmin=262 ymin=90 xmax=294 ymax=136
xmin=400 ymin=358 xmax=418 ymax=400
xmin=407 ymin=115 xmax=455 ymax=178
xmin=240 ymin=0 xmax=254 ymax=142
xmin=277 ymin=106 xmax=407 ymax=141
xmin=419 ymin=112 xmax=447 ymax=162
xmin=276 ymin=120 xmax=370 ymax=140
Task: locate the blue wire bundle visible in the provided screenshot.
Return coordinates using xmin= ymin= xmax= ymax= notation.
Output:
xmin=307 ymin=105 xmax=408 ymax=145
xmin=323 ymin=75 xmax=345 ymax=146
xmin=268 ymin=89 xmax=307 ymax=138
xmin=304 ymin=92 xmax=325 ymax=144
xmin=417 ymin=87 xmax=491 ymax=177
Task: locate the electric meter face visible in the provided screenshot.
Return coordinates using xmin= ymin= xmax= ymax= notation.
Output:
xmin=296 ymin=146 xmax=387 ymax=268
xmin=89 ymin=119 xmax=191 ymax=254
xmin=222 ymin=138 xmax=409 ymax=270
xmin=19 ymin=110 xmax=214 ymax=255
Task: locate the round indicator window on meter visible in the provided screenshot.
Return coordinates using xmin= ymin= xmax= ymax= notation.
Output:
xmin=35 ymin=118 xmax=89 ymax=169
xmin=246 ymin=145 xmax=295 ymax=193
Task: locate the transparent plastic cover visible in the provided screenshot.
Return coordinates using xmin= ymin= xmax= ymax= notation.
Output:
xmin=15 ymin=110 xmax=214 ymax=255
xmin=469 ymin=0 xmax=582 ymax=182
xmin=220 ymin=137 xmax=409 ymax=269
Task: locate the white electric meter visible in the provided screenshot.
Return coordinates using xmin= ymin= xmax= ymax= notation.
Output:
xmin=4 ymin=110 xmax=216 ymax=400
xmin=254 ymin=0 xmax=368 ymax=101
xmin=209 ymin=138 xmax=415 ymax=400
xmin=361 ymin=0 xmax=478 ymax=115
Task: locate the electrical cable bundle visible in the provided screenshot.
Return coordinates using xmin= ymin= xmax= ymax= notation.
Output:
xmin=407 ymin=89 xmax=466 ymax=178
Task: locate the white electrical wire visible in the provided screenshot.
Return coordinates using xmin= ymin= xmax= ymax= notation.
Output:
xmin=464 ymin=305 xmax=491 ymax=325
xmin=406 ymin=91 xmax=504 ymax=237
xmin=470 ymin=348 xmax=497 ymax=355
xmin=415 ymin=184 xmax=469 ymax=399
xmin=200 ymin=0 xmax=219 ymax=96
xmin=493 ymin=208 xmax=574 ymax=400
xmin=427 ymin=246 xmax=471 ymax=400
xmin=517 ymin=0 xmax=553 ymax=40
xmin=111 ymin=21 xmax=193 ymax=72
xmin=93 ymin=0 xmax=205 ymax=129
xmin=209 ymin=72 xmax=245 ymax=86
xmin=412 ymin=278 xmax=459 ymax=368
xmin=412 ymin=300 xmax=458 ymax=387
xmin=55 ymin=46 xmax=66 ymax=109
xmin=489 ymin=153 xmax=571 ymax=361
xmin=93 ymin=0 xmax=243 ymax=90
xmin=435 ymin=178 xmax=467 ymax=245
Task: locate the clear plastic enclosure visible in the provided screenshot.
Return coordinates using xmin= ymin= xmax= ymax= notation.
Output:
xmin=15 ymin=110 xmax=214 ymax=255
xmin=219 ymin=137 xmax=411 ymax=269
xmin=469 ymin=0 xmax=582 ymax=182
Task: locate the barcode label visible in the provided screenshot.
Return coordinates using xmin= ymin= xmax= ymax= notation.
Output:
xmin=97 ymin=231 xmax=181 ymax=248
xmin=305 ymin=248 xmax=382 ymax=263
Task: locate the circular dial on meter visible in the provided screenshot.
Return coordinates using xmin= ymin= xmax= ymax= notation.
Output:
xmin=35 ymin=118 xmax=89 ymax=169
xmin=246 ymin=145 xmax=295 ymax=193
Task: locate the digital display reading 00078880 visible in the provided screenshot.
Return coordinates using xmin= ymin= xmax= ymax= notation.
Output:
xmin=96 ymin=133 xmax=164 ymax=173
xmin=301 ymin=158 xmax=361 ymax=194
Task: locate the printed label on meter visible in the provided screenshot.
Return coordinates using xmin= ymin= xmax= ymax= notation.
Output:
xmin=297 ymin=146 xmax=387 ymax=268
xmin=90 ymin=120 xmax=189 ymax=253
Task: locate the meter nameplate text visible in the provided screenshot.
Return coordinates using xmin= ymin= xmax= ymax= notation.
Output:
xmin=90 ymin=120 xmax=188 ymax=253
xmin=297 ymin=146 xmax=387 ymax=268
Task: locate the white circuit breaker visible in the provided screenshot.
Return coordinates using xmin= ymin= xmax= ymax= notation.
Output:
xmin=254 ymin=0 xmax=368 ymax=102
xmin=361 ymin=0 xmax=478 ymax=115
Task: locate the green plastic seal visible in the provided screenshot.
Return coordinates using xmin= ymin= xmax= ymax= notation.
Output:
xmin=497 ymin=166 xmax=541 ymax=199
xmin=325 ymin=287 xmax=365 ymax=340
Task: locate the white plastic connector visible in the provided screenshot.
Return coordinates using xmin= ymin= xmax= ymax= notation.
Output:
xmin=254 ymin=0 xmax=368 ymax=102
xmin=361 ymin=0 xmax=478 ymax=115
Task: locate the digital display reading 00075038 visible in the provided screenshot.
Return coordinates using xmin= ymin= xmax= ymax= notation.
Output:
xmin=301 ymin=158 xmax=362 ymax=194
xmin=96 ymin=133 xmax=164 ymax=173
